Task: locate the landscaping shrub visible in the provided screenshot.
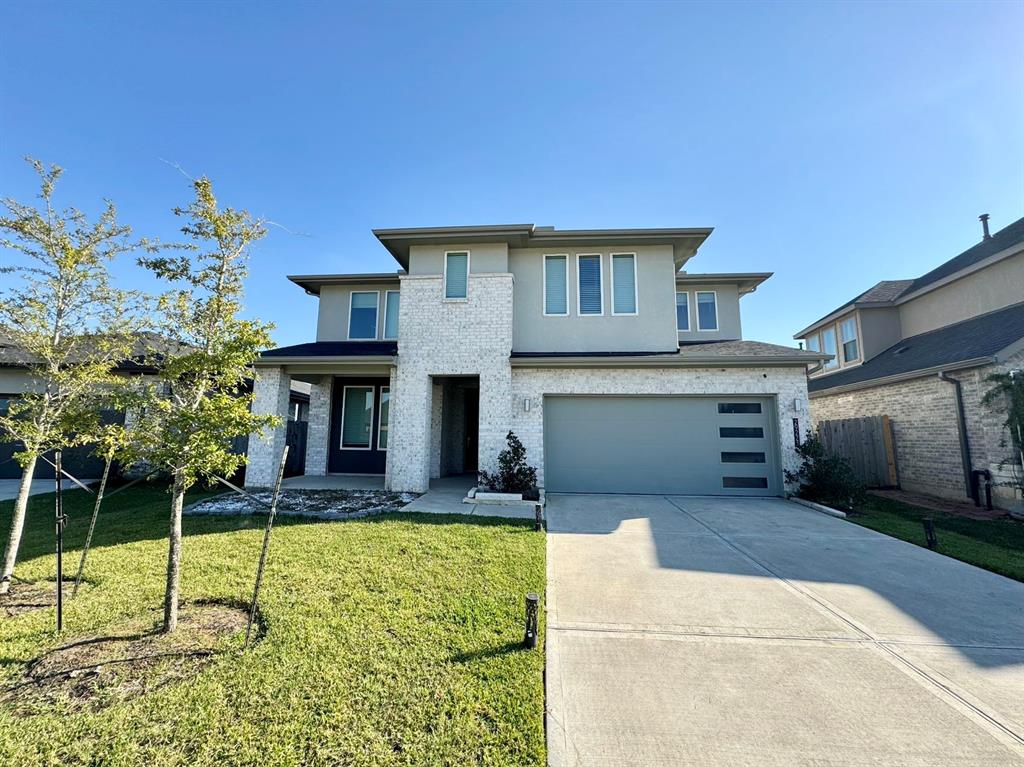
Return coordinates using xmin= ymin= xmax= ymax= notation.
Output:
xmin=784 ymin=433 xmax=867 ymax=512
xmin=478 ymin=431 xmax=538 ymax=494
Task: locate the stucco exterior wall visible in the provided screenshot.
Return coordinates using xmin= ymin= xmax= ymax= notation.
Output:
xmin=315 ymin=281 xmax=401 ymax=342
xmin=809 ymin=350 xmax=1024 ymax=507
xmin=509 ymin=245 xmax=680 ymax=353
xmin=858 ymin=306 xmax=903 ymax=361
xmin=509 ymin=365 xmax=811 ymax=491
xmin=407 ymin=242 xmax=510 ymax=275
xmin=898 ymin=252 xmax=1024 ymax=338
xmin=385 ymin=272 xmax=514 ymax=492
xmin=675 ymin=282 xmax=743 ymax=343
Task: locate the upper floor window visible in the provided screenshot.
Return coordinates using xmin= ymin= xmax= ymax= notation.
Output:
xmin=696 ymin=291 xmax=718 ymax=331
xmin=444 ymin=251 xmax=469 ymax=299
xmin=805 ymin=333 xmax=820 ymax=353
xmin=348 ymin=291 xmax=379 ymax=339
xmin=611 ymin=253 xmax=637 ymax=315
xmin=383 ymin=290 xmax=400 ymax=340
xmin=821 ymin=326 xmax=838 ymax=369
xmin=543 ymin=255 xmax=568 ymax=316
xmin=840 ymin=317 xmax=859 ymax=362
xmin=676 ymin=292 xmax=690 ymax=331
xmin=577 ymin=254 xmax=603 ymax=315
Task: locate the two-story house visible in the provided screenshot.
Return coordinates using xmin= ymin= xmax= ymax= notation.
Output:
xmin=247 ymin=224 xmax=825 ymax=496
xmin=794 ymin=216 xmax=1024 ymax=507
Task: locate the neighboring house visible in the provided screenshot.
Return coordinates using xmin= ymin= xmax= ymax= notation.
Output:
xmin=249 ymin=224 xmax=825 ymax=496
xmin=794 ymin=216 xmax=1024 ymax=507
xmin=0 ymin=332 xmax=310 ymax=480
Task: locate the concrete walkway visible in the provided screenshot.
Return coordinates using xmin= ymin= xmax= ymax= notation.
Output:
xmin=545 ymin=494 xmax=1024 ymax=766
xmin=402 ymin=475 xmax=537 ymax=519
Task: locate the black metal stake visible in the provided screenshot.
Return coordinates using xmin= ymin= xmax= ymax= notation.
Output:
xmin=523 ymin=592 xmax=540 ymax=649
xmin=534 ymin=503 xmax=543 ymax=532
xmin=922 ymin=518 xmax=938 ymax=550
xmin=54 ymin=450 xmax=66 ymax=633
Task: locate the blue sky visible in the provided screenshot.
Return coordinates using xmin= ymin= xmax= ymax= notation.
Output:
xmin=2 ymin=1 xmax=1022 ymax=347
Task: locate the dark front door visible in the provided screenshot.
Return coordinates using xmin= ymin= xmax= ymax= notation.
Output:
xmin=463 ymin=387 xmax=479 ymax=473
xmin=328 ymin=378 xmax=390 ymax=475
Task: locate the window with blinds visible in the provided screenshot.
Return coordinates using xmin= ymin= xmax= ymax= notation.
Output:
xmin=445 ymin=251 xmax=469 ymax=299
xmin=384 ymin=290 xmax=400 ymax=339
xmin=676 ymin=291 xmax=690 ymax=330
xmin=696 ymin=291 xmax=718 ymax=331
xmin=611 ymin=253 xmax=637 ymax=315
xmin=341 ymin=386 xmax=374 ymax=449
xmin=577 ymin=254 xmax=602 ymax=315
xmin=544 ymin=255 xmax=568 ymax=315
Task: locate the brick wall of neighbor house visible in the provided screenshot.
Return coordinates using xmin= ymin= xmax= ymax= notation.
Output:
xmin=303 ymin=375 xmax=331 ymax=477
xmin=810 ymin=350 xmax=1024 ymax=507
xmin=386 ymin=272 xmax=514 ymax=493
xmin=247 ymin=366 xmax=291 ymax=487
xmin=509 ymin=366 xmax=811 ymax=490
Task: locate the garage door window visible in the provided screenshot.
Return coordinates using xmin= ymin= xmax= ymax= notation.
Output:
xmin=718 ymin=402 xmax=762 ymax=414
xmin=721 ymin=452 xmax=766 ymax=463
xmin=720 ymin=426 xmax=764 ymax=438
xmin=723 ymin=476 xmax=768 ymax=489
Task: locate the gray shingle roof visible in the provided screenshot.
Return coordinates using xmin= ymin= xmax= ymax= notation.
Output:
xmin=808 ymin=302 xmax=1024 ymax=393
xmin=905 ymin=216 xmax=1024 ymax=295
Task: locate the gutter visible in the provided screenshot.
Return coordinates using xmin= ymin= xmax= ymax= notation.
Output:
xmin=938 ymin=371 xmax=973 ymax=498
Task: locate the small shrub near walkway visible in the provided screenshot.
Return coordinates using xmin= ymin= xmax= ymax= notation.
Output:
xmin=850 ymin=493 xmax=1024 ymax=583
xmin=0 ymin=482 xmax=546 ymax=766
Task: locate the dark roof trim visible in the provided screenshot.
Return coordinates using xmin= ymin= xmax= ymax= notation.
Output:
xmin=288 ymin=273 xmax=404 ymax=295
xmin=511 ymin=350 xmax=680 ymax=358
xmin=808 ymin=357 xmax=996 ymax=397
xmin=260 ymin=341 xmax=398 ymax=359
xmin=676 ymin=272 xmax=773 ymax=296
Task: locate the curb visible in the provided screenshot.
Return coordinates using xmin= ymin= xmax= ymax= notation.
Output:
xmin=789 ymin=497 xmax=848 ymax=519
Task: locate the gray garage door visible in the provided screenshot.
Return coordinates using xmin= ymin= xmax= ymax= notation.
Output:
xmin=543 ymin=395 xmax=781 ymax=496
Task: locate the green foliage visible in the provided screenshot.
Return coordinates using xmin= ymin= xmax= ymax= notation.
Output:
xmin=478 ymin=431 xmax=538 ymax=494
xmin=0 ymin=157 xmax=146 ymax=462
xmin=981 ymin=371 xmax=1024 ymax=496
xmin=124 ymin=177 xmax=278 ymax=489
xmin=0 ymin=486 xmax=546 ymax=766
xmin=784 ymin=433 xmax=867 ymax=512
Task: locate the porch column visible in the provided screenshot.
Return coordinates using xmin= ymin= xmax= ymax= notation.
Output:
xmin=477 ymin=365 xmax=514 ymax=479
xmin=386 ymin=368 xmax=432 ymax=493
xmin=304 ymin=376 xmax=331 ymax=476
xmin=246 ymin=366 xmax=291 ymax=487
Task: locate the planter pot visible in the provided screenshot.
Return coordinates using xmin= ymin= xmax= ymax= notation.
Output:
xmin=465 ymin=487 xmax=546 ymax=507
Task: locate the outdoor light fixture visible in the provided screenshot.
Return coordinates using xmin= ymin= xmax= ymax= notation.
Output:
xmin=523 ymin=397 xmax=531 ymax=412
xmin=794 ymin=398 xmax=804 ymax=410
xmin=523 ymin=593 xmax=540 ymax=649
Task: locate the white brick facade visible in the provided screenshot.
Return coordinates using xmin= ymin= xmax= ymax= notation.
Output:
xmin=510 ymin=366 xmax=811 ymax=489
xmin=386 ymin=273 xmax=514 ymax=492
xmin=304 ymin=376 xmax=331 ymax=476
xmin=247 ymin=367 xmax=291 ymax=487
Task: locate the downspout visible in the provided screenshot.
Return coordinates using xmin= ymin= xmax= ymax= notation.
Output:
xmin=938 ymin=371 xmax=972 ymax=497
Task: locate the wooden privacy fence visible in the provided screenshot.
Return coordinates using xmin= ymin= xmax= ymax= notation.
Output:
xmin=817 ymin=415 xmax=898 ymax=487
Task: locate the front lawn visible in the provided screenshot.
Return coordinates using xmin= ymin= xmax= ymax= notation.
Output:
xmin=850 ymin=493 xmax=1024 ymax=583
xmin=0 ymin=482 xmax=546 ymax=766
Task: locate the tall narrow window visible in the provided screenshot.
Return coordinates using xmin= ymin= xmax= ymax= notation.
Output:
xmin=841 ymin=317 xmax=859 ymax=362
xmin=611 ymin=253 xmax=637 ymax=315
xmin=696 ymin=291 xmax=718 ymax=330
xmin=806 ymin=334 xmax=820 ymax=353
xmin=676 ymin=292 xmax=690 ymax=331
xmin=822 ymin=326 xmax=838 ymax=369
xmin=544 ymin=255 xmax=568 ymax=315
xmin=378 ymin=387 xmax=390 ymax=450
xmin=341 ymin=386 xmax=374 ymax=449
xmin=348 ymin=292 xmax=378 ymax=339
xmin=577 ymin=254 xmax=603 ymax=315
xmin=384 ymin=290 xmax=400 ymax=340
xmin=444 ymin=251 xmax=469 ymax=299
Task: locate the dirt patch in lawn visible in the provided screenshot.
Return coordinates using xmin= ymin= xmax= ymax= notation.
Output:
xmin=2 ymin=602 xmax=249 ymax=714
xmin=0 ymin=578 xmax=85 ymax=618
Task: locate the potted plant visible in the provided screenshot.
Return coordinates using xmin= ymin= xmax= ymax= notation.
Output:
xmin=474 ymin=431 xmax=541 ymax=504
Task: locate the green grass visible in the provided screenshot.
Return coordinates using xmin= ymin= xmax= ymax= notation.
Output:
xmin=850 ymin=493 xmax=1024 ymax=582
xmin=0 ymin=483 xmax=546 ymax=766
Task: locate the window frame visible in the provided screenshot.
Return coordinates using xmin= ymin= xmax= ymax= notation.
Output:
xmin=695 ymin=290 xmax=719 ymax=331
xmin=821 ymin=326 xmax=839 ymax=369
xmin=542 ymin=253 xmax=570 ymax=317
xmin=377 ymin=385 xmax=390 ymax=451
xmin=443 ymin=250 xmax=470 ymax=300
xmin=610 ymin=252 xmax=639 ymax=316
xmin=575 ymin=252 xmax=604 ymax=317
xmin=383 ymin=289 xmax=400 ymax=340
xmin=346 ymin=290 xmax=380 ymax=340
xmin=840 ymin=315 xmax=860 ymax=363
xmin=339 ymin=385 xmax=375 ymax=451
xmin=675 ymin=290 xmax=690 ymax=331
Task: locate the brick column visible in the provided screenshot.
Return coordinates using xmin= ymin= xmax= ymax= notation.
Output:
xmin=386 ymin=366 xmax=432 ymax=493
xmin=246 ymin=366 xmax=291 ymax=487
xmin=304 ymin=376 xmax=331 ymax=476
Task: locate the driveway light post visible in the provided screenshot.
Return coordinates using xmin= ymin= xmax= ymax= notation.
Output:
xmin=524 ymin=592 xmax=540 ymax=649
xmin=922 ymin=518 xmax=938 ymax=550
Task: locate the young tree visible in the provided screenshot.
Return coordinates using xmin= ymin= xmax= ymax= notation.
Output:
xmin=126 ymin=177 xmax=277 ymax=633
xmin=0 ymin=158 xmax=143 ymax=595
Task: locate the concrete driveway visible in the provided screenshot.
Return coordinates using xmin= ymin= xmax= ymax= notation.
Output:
xmin=545 ymin=494 xmax=1024 ymax=766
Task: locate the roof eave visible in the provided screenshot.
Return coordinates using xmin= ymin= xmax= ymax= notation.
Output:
xmin=808 ymin=356 xmax=997 ymax=397
xmin=255 ymin=355 xmax=397 ymax=366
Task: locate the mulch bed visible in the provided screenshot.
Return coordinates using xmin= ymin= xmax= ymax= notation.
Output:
xmin=185 ymin=488 xmax=418 ymax=520
xmin=1 ymin=602 xmax=249 ymax=714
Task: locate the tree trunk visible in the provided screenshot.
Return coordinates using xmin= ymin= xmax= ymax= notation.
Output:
xmin=163 ymin=473 xmax=185 ymax=633
xmin=0 ymin=454 xmax=39 ymax=595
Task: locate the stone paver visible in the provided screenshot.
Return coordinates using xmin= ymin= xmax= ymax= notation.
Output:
xmin=546 ymin=494 xmax=1024 ymax=766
